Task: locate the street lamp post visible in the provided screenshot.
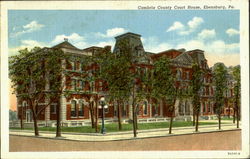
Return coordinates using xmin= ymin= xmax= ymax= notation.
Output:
xmin=99 ymin=97 xmax=108 ymax=134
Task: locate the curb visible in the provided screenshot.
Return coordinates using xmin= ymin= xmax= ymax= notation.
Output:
xmin=9 ymin=123 xmax=239 ymax=136
xmin=9 ymin=128 xmax=241 ymax=142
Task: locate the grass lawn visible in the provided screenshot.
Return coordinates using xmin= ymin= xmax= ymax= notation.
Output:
xmin=10 ymin=121 xmax=220 ymax=133
xmin=221 ymin=116 xmax=235 ymax=120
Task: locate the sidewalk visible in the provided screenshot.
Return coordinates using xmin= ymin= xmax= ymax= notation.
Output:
xmin=9 ymin=121 xmax=241 ymax=142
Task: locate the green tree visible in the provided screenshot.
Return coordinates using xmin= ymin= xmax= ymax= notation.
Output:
xmin=190 ymin=63 xmax=203 ymax=132
xmin=213 ymin=63 xmax=227 ymax=130
xmin=9 ymin=47 xmax=67 ymax=136
xmin=99 ymin=53 xmax=133 ymax=131
xmin=9 ymin=109 xmax=18 ymax=122
xmin=232 ymin=66 xmax=240 ymax=128
xmin=130 ymin=66 xmax=153 ymax=137
xmin=152 ymin=57 xmax=179 ymax=134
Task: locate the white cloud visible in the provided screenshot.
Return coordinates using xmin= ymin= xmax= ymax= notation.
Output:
xmin=23 ymin=21 xmax=44 ymax=32
xmin=167 ymin=17 xmax=204 ymax=36
xmin=51 ymin=33 xmax=85 ymax=45
xmin=96 ymin=28 xmax=128 ymax=38
xmin=166 ymin=21 xmax=184 ymax=32
xmin=9 ymin=40 xmax=46 ymax=56
xmin=11 ymin=21 xmax=44 ymax=37
xmin=226 ymin=28 xmax=239 ymax=36
xmin=142 ymin=36 xmax=173 ymax=53
xmin=198 ymin=29 xmax=216 ymax=39
xmin=176 ymin=39 xmax=239 ymax=55
xmin=51 ymin=32 xmax=116 ymax=49
xmin=175 ymin=39 xmax=239 ymax=67
xmin=188 ymin=17 xmax=204 ymax=30
xmin=176 ymin=40 xmax=205 ymax=51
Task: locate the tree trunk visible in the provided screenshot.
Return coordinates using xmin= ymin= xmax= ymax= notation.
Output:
xmin=117 ymin=101 xmax=122 ymax=130
xmin=20 ymin=106 xmax=24 ymax=129
xmin=218 ymin=113 xmax=221 ymax=130
xmin=135 ymin=114 xmax=138 ymax=130
xmin=169 ymin=113 xmax=173 ymax=134
xmin=195 ymin=110 xmax=199 ymax=132
xmin=95 ymin=100 xmax=99 ymax=133
xmin=132 ymin=84 xmax=137 ymax=137
xmin=56 ymin=100 xmax=61 ymax=137
xmin=192 ymin=110 xmax=195 ymax=126
xmin=236 ymin=101 xmax=240 ymax=128
xmin=238 ymin=106 xmax=241 ymax=120
xmin=135 ymin=105 xmax=138 ymax=130
xmin=31 ymin=109 xmax=39 ymax=136
xmin=233 ymin=107 xmax=236 ymax=123
xmin=132 ymin=109 xmax=137 ymax=137
xmin=228 ymin=106 xmax=231 ymax=119
xmin=236 ymin=107 xmax=239 ymax=128
xmin=89 ymin=102 xmax=95 ymax=128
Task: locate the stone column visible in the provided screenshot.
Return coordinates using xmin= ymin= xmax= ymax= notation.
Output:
xmin=61 ymin=95 xmax=67 ymax=122
xmin=175 ymin=99 xmax=180 ymax=116
xmin=128 ymin=97 xmax=133 ymax=120
xmin=149 ymin=103 xmax=152 ymax=118
xmin=160 ymin=100 xmax=163 ymax=117
xmin=60 ymin=59 xmax=67 ymax=122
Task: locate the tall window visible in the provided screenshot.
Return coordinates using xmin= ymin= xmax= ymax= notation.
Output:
xmin=208 ymin=101 xmax=211 ymax=112
xmin=186 ymin=71 xmax=190 ymax=80
xmin=50 ymin=104 xmax=56 ymax=114
xmin=71 ymin=61 xmax=76 ymax=70
xmin=71 ymin=79 xmax=77 ymax=90
xmin=90 ymin=82 xmax=94 ymax=92
xmin=114 ymin=105 xmax=117 ymax=117
xmin=136 ymin=104 xmax=140 ymax=115
xmin=176 ymin=69 xmax=181 ymax=80
xmin=79 ymin=101 xmax=84 ymax=117
xmin=185 ymin=101 xmax=189 ymax=114
xmin=78 ymin=80 xmax=84 ymax=90
xmin=71 ymin=100 xmax=77 ymax=117
xmin=179 ymin=102 xmax=183 ymax=115
xmin=203 ymin=102 xmax=206 ymax=113
xmin=143 ymin=101 xmax=148 ymax=115
xmin=122 ymin=105 xmax=127 ymax=117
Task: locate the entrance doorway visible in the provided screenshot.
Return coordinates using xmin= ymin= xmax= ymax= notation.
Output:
xmin=26 ymin=110 xmax=33 ymax=122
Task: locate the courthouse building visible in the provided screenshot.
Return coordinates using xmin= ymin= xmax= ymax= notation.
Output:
xmin=17 ymin=32 xmax=229 ymax=127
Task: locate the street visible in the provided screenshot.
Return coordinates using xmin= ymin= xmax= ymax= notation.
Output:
xmin=9 ymin=130 xmax=241 ymax=151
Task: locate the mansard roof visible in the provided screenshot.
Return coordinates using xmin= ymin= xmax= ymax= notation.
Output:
xmin=150 ymin=49 xmax=183 ymax=60
xmin=115 ymin=32 xmax=141 ymax=40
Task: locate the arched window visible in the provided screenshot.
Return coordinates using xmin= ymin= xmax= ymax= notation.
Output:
xmin=71 ymin=100 xmax=77 ymax=117
xmin=22 ymin=101 xmax=27 ymax=107
xmin=79 ymin=101 xmax=84 ymax=117
xmin=178 ymin=102 xmax=183 ymax=115
xmin=143 ymin=101 xmax=148 ymax=115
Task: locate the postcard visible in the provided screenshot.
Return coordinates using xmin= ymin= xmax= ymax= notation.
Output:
xmin=1 ymin=0 xmax=249 ymax=159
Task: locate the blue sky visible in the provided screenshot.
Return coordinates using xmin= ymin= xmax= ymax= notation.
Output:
xmin=8 ymin=10 xmax=240 ymax=66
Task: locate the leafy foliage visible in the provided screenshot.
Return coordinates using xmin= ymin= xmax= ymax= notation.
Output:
xmin=190 ymin=63 xmax=204 ymax=114
xmin=152 ymin=57 xmax=177 ymax=104
xmin=213 ymin=63 xmax=228 ymax=114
